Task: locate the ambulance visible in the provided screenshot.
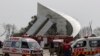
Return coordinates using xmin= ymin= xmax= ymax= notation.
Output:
xmin=2 ymin=37 xmax=43 ymax=56
xmin=71 ymin=37 xmax=100 ymax=56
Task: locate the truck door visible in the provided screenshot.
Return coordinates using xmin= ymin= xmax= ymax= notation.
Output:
xmin=89 ymin=40 xmax=100 ymax=55
xmin=11 ymin=41 xmax=22 ymax=56
xmin=72 ymin=40 xmax=88 ymax=56
xmin=21 ymin=41 xmax=30 ymax=56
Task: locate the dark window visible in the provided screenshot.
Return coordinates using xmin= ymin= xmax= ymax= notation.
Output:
xmin=74 ymin=41 xmax=86 ymax=48
xmin=89 ymin=40 xmax=100 ymax=47
xmin=21 ymin=41 xmax=29 ymax=48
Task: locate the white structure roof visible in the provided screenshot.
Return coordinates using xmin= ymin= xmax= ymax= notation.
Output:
xmin=27 ymin=3 xmax=81 ymax=37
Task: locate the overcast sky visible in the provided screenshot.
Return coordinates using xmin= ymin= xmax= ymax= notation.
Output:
xmin=0 ymin=0 xmax=100 ymax=30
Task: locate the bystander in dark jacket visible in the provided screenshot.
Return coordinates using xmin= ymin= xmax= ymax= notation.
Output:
xmin=63 ymin=40 xmax=72 ymax=56
xmin=49 ymin=41 xmax=55 ymax=56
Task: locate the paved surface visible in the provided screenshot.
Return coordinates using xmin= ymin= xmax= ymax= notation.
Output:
xmin=0 ymin=48 xmax=3 ymax=56
xmin=43 ymin=49 xmax=50 ymax=56
xmin=43 ymin=49 xmax=56 ymax=56
xmin=0 ymin=49 xmax=2 ymax=54
xmin=43 ymin=49 xmax=57 ymax=56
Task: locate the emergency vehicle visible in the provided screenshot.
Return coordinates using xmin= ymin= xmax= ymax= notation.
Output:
xmin=2 ymin=37 xmax=43 ymax=56
xmin=71 ymin=37 xmax=100 ymax=56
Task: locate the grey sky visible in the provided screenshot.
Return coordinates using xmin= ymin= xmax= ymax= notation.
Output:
xmin=0 ymin=0 xmax=100 ymax=30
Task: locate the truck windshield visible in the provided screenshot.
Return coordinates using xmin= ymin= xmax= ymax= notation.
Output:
xmin=28 ymin=42 xmax=41 ymax=50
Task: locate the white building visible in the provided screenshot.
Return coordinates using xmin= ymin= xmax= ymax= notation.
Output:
xmin=27 ymin=3 xmax=81 ymax=37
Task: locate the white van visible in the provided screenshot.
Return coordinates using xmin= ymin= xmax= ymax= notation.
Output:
xmin=71 ymin=37 xmax=100 ymax=56
xmin=2 ymin=37 xmax=43 ymax=56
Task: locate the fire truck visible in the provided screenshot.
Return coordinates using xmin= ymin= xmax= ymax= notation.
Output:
xmin=71 ymin=36 xmax=100 ymax=56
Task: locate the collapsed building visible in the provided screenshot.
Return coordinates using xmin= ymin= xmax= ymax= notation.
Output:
xmin=26 ymin=3 xmax=81 ymax=37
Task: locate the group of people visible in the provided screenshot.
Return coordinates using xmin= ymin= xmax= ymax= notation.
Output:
xmin=49 ymin=39 xmax=72 ymax=56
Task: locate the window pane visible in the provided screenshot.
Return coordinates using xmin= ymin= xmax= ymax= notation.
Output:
xmin=74 ymin=41 xmax=86 ymax=48
xmin=89 ymin=40 xmax=100 ymax=47
xmin=28 ymin=42 xmax=41 ymax=49
xmin=11 ymin=41 xmax=20 ymax=48
xmin=4 ymin=41 xmax=11 ymax=47
xmin=21 ymin=42 xmax=29 ymax=48
xmin=98 ymin=40 xmax=100 ymax=47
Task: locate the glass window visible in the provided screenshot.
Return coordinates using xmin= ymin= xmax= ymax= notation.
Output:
xmin=21 ymin=41 xmax=29 ymax=48
xmin=89 ymin=40 xmax=100 ymax=47
xmin=74 ymin=41 xmax=86 ymax=48
xmin=28 ymin=42 xmax=41 ymax=49
xmin=4 ymin=41 xmax=11 ymax=47
xmin=11 ymin=41 xmax=20 ymax=48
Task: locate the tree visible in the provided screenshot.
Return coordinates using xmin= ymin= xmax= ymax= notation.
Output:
xmin=93 ymin=27 xmax=100 ymax=36
xmin=24 ymin=15 xmax=37 ymax=33
xmin=11 ymin=24 xmax=18 ymax=35
xmin=4 ymin=24 xmax=11 ymax=39
xmin=0 ymin=24 xmax=6 ymax=37
xmin=79 ymin=26 xmax=92 ymax=38
xmin=1 ymin=24 xmax=18 ymax=38
xmin=12 ymin=16 xmax=38 ymax=36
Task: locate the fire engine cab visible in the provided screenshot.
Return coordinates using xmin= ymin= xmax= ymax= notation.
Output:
xmin=71 ymin=37 xmax=100 ymax=56
xmin=2 ymin=37 xmax=43 ymax=56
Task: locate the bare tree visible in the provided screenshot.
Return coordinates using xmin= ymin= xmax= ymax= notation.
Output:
xmin=4 ymin=24 xmax=12 ymax=39
xmin=79 ymin=21 xmax=93 ymax=38
xmin=11 ymin=24 xmax=18 ymax=35
xmin=3 ymin=24 xmax=18 ymax=39
xmin=0 ymin=24 xmax=6 ymax=37
xmin=93 ymin=27 xmax=100 ymax=36
xmin=79 ymin=26 xmax=92 ymax=38
xmin=19 ymin=28 xmax=26 ymax=33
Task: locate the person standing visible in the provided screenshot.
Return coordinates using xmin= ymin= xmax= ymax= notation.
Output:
xmin=40 ymin=40 xmax=44 ymax=48
xmin=63 ymin=40 xmax=72 ymax=56
xmin=49 ymin=40 xmax=55 ymax=56
xmin=58 ymin=42 xmax=64 ymax=56
xmin=0 ymin=41 xmax=3 ymax=48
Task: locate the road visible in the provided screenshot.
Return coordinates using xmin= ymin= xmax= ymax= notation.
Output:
xmin=43 ymin=49 xmax=50 ymax=56
xmin=0 ymin=48 xmax=2 ymax=56
xmin=0 ymin=48 xmax=56 ymax=56
xmin=43 ymin=49 xmax=57 ymax=56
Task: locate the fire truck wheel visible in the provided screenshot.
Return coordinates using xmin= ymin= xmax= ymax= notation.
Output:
xmin=78 ymin=54 xmax=85 ymax=56
xmin=4 ymin=53 xmax=9 ymax=56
